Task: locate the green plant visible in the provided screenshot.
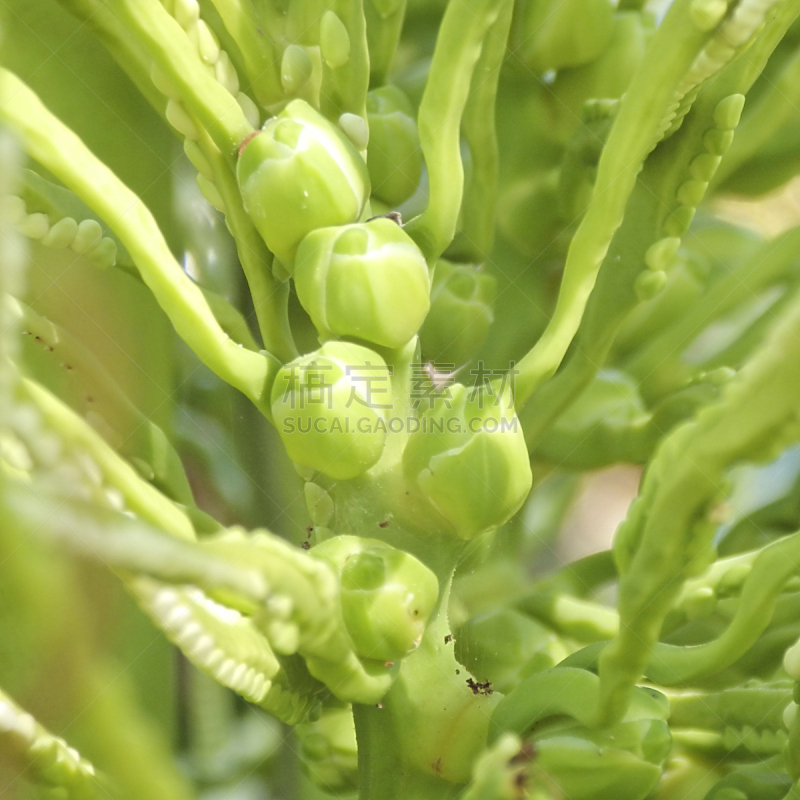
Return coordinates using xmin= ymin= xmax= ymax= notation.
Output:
xmin=5 ymin=0 xmax=800 ymax=798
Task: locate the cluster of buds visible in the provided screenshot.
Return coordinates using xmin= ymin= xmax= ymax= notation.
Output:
xmin=239 ymin=97 xmax=530 ymax=541
xmin=237 ymin=97 xmax=430 ymax=346
xmin=236 ymin=100 xmax=369 ymax=270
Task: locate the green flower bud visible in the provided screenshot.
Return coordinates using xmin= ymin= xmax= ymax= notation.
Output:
xmin=616 ymin=254 xmax=707 ymax=354
xmin=320 ymin=11 xmax=351 ymax=69
xmin=366 ymin=86 xmax=423 ymax=206
xmin=403 ymin=382 xmax=532 ymax=539
xmin=270 ymin=342 xmax=389 ymax=480
xmin=236 ymin=99 xmax=369 ymax=268
xmin=294 ymin=218 xmax=431 ymax=349
xmin=295 ymin=705 xmax=359 ymax=794
xmin=312 ymin=536 xmax=439 ymax=661
xmin=420 ymin=260 xmax=496 ymax=365
xmin=339 ymin=113 xmax=369 ymax=151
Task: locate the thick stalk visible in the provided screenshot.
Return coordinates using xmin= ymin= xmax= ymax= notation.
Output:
xmin=198 ymin=136 xmax=298 ymax=363
xmin=597 ymin=277 xmax=800 ymax=726
xmin=322 ymin=428 xmax=497 ymax=798
xmin=353 ymin=555 xmax=493 ymax=800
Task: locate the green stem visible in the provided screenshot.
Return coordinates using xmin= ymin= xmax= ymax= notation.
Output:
xmin=518 ymin=170 xmax=659 ymax=449
xmin=0 ymin=686 xmax=108 ymax=800
xmin=353 ymin=557 xmax=489 ymax=799
xmin=713 ymin=44 xmax=800 ymax=188
xmin=365 ymin=0 xmax=408 ymax=88
xmin=376 ymin=338 xmax=417 ymax=465
xmin=322 ymin=0 xmax=371 ymax=120
xmin=0 ymin=69 xmax=278 ymax=409
xmin=53 ymin=0 xmax=287 ymax=367
xmin=198 ymin=135 xmax=298 ymax=363
xmin=513 ymin=0 xmax=723 ymax=405
xmin=516 ymin=592 xmax=619 ymax=643
xmin=648 ymin=528 xmax=800 ymax=684
xmin=666 ymin=682 xmax=790 ymax=734
xmin=56 ymin=0 xmax=296 ymax=365
xmin=108 ymin=0 xmax=254 ymax=156
xmin=320 ymin=470 xmax=487 ymax=797
xmin=58 ymin=0 xmax=254 ymax=155
xmin=208 ymin=0 xmax=284 ymax=106
xmin=454 ymin=0 xmax=513 ymax=261
xmin=489 ymin=668 xmax=600 ymax=742
xmin=405 ymin=0 xmax=506 ymax=262
xmin=597 ymin=278 xmax=800 ymax=725
xmin=54 ymin=0 xmax=293 ymax=364
xmin=19 ymin=377 xmax=196 ymax=541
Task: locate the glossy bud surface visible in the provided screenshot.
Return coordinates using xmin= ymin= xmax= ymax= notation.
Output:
xmin=403 ymin=381 xmax=532 ymax=538
xmin=294 ymin=217 xmax=430 ymax=349
xmin=237 ymin=99 xmax=369 ymax=269
xmin=313 ymin=536 xmax=439 ymax=661
xmin=271 ymin=342 xmax=388 ymax=480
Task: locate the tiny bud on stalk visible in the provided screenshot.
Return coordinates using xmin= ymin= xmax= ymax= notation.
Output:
xmin=312 ymin=536 xmax=439 ymax=661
